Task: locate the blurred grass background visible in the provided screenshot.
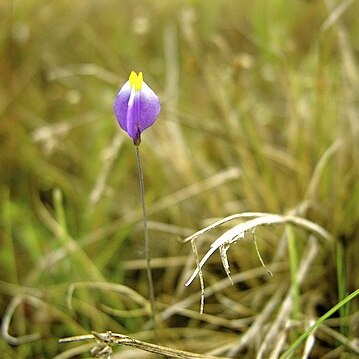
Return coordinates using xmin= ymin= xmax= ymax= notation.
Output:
xmin=1 ymin=0 xmax=359 ymax=357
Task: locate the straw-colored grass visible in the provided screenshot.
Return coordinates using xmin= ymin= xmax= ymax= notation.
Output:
xmin=1 ymin=0 xmax=359 ymax=358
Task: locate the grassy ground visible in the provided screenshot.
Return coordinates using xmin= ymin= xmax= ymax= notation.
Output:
xmin=1 ymin=0 xmax=359 ymax=358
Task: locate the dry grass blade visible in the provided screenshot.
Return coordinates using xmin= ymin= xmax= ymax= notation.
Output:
xmin=66 ymin=282 xmax=149 ymax=314
xmin=321 ymin=0 xmax=354 ymax=32
xmin=226 ymin=284 xmax=287 ymax=356
xmin=185 ymin=213 xmax=332 ymax=286
xmin=59 ymin=331 xmax=228 ymax=359
xmin=302 ymin=320 xmax=316 ymax=359
xmin=219 ymin=244 xmax=233 ymax=285
xmin=319 ymin=324 xmax=359 ymax=355
xmin=162 ymin=263 xmax=285 ymax=321
xmin=1 ymin=295 xmax=41 ymax=345
xmin=190 ymin=241 xmax=205 ymax=314
xmin=183 ymin=212 xmax=271 ymax=243
xmin=255 ymin=236 xmax=320 ymax=358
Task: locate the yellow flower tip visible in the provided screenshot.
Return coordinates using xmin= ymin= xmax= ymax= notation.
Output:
xmin=129 ymin=71 xmax=143 ymax=91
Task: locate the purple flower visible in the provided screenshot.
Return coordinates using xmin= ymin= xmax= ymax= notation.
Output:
xmin=113 ymin=71 xmax=161 ymax=146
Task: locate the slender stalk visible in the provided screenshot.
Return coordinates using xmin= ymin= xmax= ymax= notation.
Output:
xmin=135 ymin=146 xmax=158 ymax=342
xmin=286 ymin=224 xmax=300 ymax=320
xmin=336 ymin=241 xmax=348 ymax=336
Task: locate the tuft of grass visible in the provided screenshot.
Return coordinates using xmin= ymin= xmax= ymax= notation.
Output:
xmin=1 ymin=0 xmax=359 ymax=357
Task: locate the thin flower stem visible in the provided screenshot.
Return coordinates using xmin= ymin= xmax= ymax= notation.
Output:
xmin=134 ymin=146 xmax=158 ymax=343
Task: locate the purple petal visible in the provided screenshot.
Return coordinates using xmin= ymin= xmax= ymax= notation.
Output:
xmin=137 ymin=82 xmax=161 ymax=133
xmin=113 ymin=81 xmax=131 ymax=132
xmin=126 ymin=87 xmax=140 ymax=144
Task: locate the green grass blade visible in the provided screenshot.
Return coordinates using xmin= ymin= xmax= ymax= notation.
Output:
xmin=280 ymin=287 xmax=359 ymax=358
